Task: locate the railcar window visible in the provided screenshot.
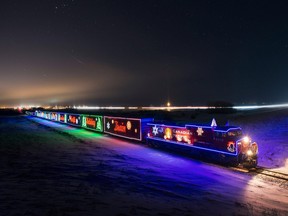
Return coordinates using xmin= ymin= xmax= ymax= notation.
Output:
xmin=228 ymin=130 xmax=242 ymax=137
xmin=215 ymin=132 xmax=226 ymax=137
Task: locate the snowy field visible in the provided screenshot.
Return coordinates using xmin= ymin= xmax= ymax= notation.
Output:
xmin=231 ymin=109 xmax=288 ymax=172
xmin=0 ymin=112 xmax=287 ymax=215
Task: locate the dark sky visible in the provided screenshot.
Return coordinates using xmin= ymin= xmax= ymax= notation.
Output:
xmin=1 ymin=0 xmax=288 ymax=107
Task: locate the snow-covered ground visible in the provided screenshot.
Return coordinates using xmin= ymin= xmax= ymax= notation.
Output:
xmin=0 ymin=114 xmax=287 ymax=216
xmin=230 ymin=108 xmax=288 ymax=173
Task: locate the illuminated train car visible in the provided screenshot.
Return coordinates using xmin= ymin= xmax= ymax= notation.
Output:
xmin=146 ymin=123 xmax=258 ymax=168
xmin=29 ymin=111 xmax=258 ymax=168
xmin=33 ymin=111 xmax=151 ymax=139
xmin=104 ymin=116 xmax=153 ymax=141
xmin=82 ymin=115 xmax=103 ymax=132
xmin=34 ymin=111 xmax=104 ymax=132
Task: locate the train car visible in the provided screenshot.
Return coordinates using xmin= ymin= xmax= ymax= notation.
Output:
xmin=35 ymin=111 xmax=65 ymax=123
xmin=104 ymin=116 xmax=153 ymax=141
xmin=82 ymin=114 xmax=103 ymax=132
xmin=34 ymin=111 xmax=104 ymax=132
xmin=66 ymin=113 xmax=82 ymax=127
xmin=146 ymin=123 xmax=258 ymax=168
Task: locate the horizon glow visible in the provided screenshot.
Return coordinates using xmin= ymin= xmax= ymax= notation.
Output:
xmin=74 ymin=103 xmax=288 ymax=111
xmin=3 ymin=102 xmax=288 ymax=111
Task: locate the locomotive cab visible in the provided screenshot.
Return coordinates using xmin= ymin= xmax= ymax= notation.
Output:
xmin=224 ymin=128 xmax=258 ymax=168
xmin=237 ymin=135 xmax=258 ymax=168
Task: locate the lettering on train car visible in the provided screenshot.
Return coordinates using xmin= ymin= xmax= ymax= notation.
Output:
xmin=82 ymin=115 xmax=103 ymax=132
xmin=58 ymin=113 xmax=66 ymax=123
xmin=67 ymin=114 xmax=81 ymax=126
xmin=50 ymin=113 xmax=58 ymax=121
xmin=104 ymin=116 xmax=141 ymax=141
xmin=147 ymin=124 xmax=193 ymax=145
xmin=114 ymin=120 xmax=127 ymax=133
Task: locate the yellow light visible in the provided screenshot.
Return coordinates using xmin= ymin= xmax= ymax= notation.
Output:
xmin=167 ymin=102 xmax=171 ymax=107
xmin=247 ymin=149 xmax=253 ymax=156
xmin=243 ymin=136 xmax=250 ymax=143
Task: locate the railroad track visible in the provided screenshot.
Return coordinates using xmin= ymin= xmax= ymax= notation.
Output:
xmin=229 ymin=166 xmax=288 ymax=181
xmin=229 ymin=165 xmax=288 ymax=189
xmin=251 ymin=166 xmax=288 ymax=181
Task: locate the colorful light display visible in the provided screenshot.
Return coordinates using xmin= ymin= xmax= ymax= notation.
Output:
xmin=185 ymin=124 xmax=241 ymax=155
xmin=67 ymin=114 xmax=82 ymax=126
xmin=147 ymin=124 xmax=193 ymax=145
xmin=50 ymin=112 xmax=58 ymax=121
xmin=28 ymin=111 xmax=258 ymax=168
xmin=147 ymin=124 xmax=245 ymax=155
xmin=82 ymin=115 xmax=103 ymax=132
xmin=58 ymin=113 xmax=67 ymax=123
xmin=104 ymin=116 xmax=143 ymax=141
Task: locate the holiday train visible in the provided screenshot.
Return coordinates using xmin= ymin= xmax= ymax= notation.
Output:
xmin=26 ymin=110 xmax=258 ymax=168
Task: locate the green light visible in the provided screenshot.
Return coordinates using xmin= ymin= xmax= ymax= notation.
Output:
xmin=63 ymin=128 xmax=103 ymax=139
xmin=81 ymin=114 xmax=103 ymax=132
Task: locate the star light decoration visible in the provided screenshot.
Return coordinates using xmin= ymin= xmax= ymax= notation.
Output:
xmin=196 ymin=127 xmax=204 ymax=136
xmin=152 ymin=125 xmax=159 ymax=136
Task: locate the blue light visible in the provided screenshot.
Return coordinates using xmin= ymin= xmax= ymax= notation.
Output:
xmin=146 ymin=137 xmax=239 ymax=156
xmin=147 ymin=123 xmax=187 ymax=129
xmin=185 ymin=124 xmax=242 ymax=133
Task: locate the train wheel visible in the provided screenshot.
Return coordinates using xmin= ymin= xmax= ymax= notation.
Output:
xmin=243 ymin=158 xmax=258 ymax=169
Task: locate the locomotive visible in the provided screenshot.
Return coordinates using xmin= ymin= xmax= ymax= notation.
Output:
xmin=27 ymin=110 xmax=258 ymax=168
xmin=146 ymin=123 xmax=258 ymax=168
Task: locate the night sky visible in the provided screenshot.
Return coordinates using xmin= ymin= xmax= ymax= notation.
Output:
xmin=1 ymin=0 xmax=288 ymax=107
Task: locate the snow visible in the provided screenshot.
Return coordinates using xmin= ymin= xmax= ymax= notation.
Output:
xmin=0 ymin=113 xmax=287 ymax=215
xmin=230 ymin=108 xmax=288 ymax=173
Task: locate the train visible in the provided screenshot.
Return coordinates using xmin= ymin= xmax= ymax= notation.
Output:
xmin=26 ymin=110 xmax=259 ymax=168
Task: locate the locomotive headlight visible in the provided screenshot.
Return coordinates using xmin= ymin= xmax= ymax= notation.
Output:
xmin=247 ymin=149 xmax=253 ymax=156
xmin=243 ymin=136 xmax=250 ymax=143
xmin=241 ymin=136 xmax=251 ymax=148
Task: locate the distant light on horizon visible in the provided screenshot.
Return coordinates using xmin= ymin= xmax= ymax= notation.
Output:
xmin=74 ymin=103 xmax=288 ymax=111
xmin=12 ymin=104 xmax=41 ymax=110
xmin=233 ymin=103 xmax=288 ymax=110
xmin=2 ymin=103 xmax=288 ymax=111
xmin=75 ymin=106 xmax=126 ymax=110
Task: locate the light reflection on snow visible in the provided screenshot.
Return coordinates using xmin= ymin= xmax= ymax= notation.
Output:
xmin=244 ymin=172 xmax=288 ymax=214
xmin=271 ymin=159 xmax=288 ymax=175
